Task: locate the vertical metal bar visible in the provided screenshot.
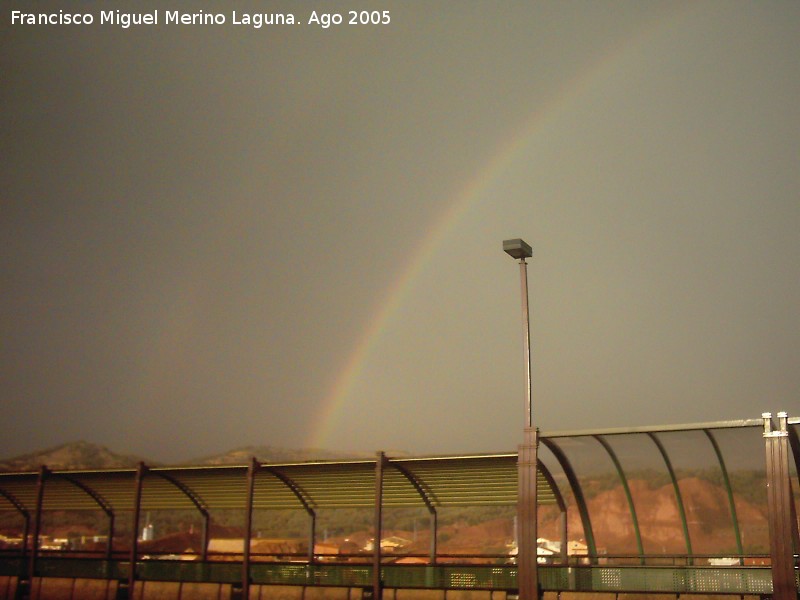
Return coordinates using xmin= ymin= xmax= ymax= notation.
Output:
xmin=27 ymin=466 xmax=47 ymax=589
xmin=308 ymin=511 xmax=316 ymax=564
xmin=107 ymin=513 xmax=115 ymax=562
xmin=201 ymin=512 xmax=209 ymax=563
xmin=518 ymin=427 xmax=539 ymax=600
xmin=129 ymin=462 xmax=146 ymax=598
xmin=243 ymin=457 xmax=259 ymax=600
xmin=763 ymin=412 xmax=797 ymax=600
xmin=429 ymin=509 xmax=437 ymax=565
xmin=373 ymin=452 xmax=385 ymax=600
xmin=21 ymin=509 xmax=30 ymax=564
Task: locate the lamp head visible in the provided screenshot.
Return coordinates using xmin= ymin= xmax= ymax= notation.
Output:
xmin=503 ymin=238 xmax=532 ymax=260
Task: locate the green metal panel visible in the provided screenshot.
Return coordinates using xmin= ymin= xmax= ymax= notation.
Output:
xmin=0 ymin=558 xmax=25 ymax=577
xmin=540 ymin=565 xmax=776 ymax=595
xmin=0 ymin=454 xmax=556 ymax=512
xmin=34 ymin=557 xmax=125 ymax=580
xmin=2 ymin=558 xmax=795 ymax=594
xmin=383 ymin=564 xmax=518 ymax=589
xmin=249 ymin=563 xmax=372 ymax=587
xmin=0 ymin=477 xmax=39 ymax=510
xmin=136 ymin=559 xmax=239 ymax=583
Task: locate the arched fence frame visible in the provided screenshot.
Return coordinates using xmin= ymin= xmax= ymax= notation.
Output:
xmin=0 ymin=413 xmax=796 ymax=598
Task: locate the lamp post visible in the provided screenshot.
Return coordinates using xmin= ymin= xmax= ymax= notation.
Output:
xmin=503 ymin=238 xmax=539 ymax=600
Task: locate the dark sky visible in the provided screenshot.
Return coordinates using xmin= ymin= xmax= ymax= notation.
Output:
xmin=3 ymin=1 xmax=799 ymax=463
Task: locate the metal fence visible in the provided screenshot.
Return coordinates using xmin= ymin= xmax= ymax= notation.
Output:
xmin=3 ymin=556 xmax=788 ymax=596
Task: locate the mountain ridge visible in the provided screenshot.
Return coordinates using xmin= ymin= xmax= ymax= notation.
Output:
xmin=0 ymin=441 xmax=392 ymax=472
xmin=0 ymin=441 xmax=148 ymax=472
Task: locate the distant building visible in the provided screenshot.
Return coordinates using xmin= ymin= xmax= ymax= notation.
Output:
xmin=363 ymin=536 xmax=412 ymax=553
xmin=206 ymin=538 xmax=308 ymax=560
xmin=507 ymin=537 xmax=588 ymax=564
xmin=567 ymin=540 xmax=588 ymax=556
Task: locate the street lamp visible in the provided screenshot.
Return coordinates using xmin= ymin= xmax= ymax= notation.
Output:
xmin=503 ymin=239 xmax=533 ymax=427
xmin=503 ymin=238 xmax=538 ymax=600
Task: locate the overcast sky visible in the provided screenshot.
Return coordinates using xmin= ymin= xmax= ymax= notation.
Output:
xmin=2 ymin=1 xmax=799 ymax=463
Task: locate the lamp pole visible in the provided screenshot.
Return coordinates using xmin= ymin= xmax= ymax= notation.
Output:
xmin=503 ymin=238 xmax=539 ymax=600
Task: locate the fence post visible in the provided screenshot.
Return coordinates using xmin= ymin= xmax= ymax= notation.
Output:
xmin=763 ymin=412 xmax=798 ymax=600
xmin=373 ymin=452 xmax=386 ymax=600
xmin=518 ymin=427 xmax=539 ymax=600
xmin=23 ymin=466 xmax=47 ymax=599
xmin=243 ymin=457 xmax=259 ymax=600
xmin=128 ymin=462 xmax=146 ymax=599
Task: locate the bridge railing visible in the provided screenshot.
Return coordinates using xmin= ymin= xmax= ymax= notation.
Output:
xmin=539 ymin=564 xmax=779 ymax=596
xmin=2 ymin=553 xmax=791 ymax=596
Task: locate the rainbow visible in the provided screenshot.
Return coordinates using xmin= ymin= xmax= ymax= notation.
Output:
xmin=307 ymin=5 xmax=693 ymax=450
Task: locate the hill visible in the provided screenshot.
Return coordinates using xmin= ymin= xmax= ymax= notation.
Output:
xmin=0 ymin=441 xmax=147 ymax=472
xmin=193 ymin=445 xmax=373 ymax=465
xmin=0 ymin=441 xmax=381 ymax=472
